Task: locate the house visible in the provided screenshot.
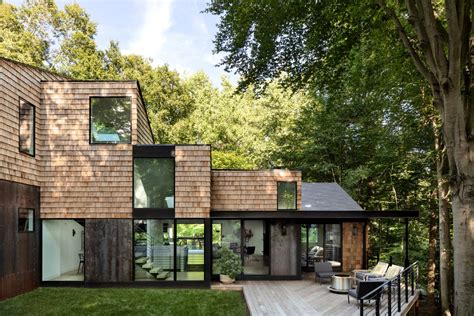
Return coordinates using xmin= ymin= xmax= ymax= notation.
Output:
xmin=0 ymin=57 xmax=418 ymax=300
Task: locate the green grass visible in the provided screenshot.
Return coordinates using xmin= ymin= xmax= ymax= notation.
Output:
xmin=0 ymin=287 xmax=248 ymax=316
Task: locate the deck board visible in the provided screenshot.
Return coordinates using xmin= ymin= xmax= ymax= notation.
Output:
xmin=239 ymin=274 xmax=419 ymax=316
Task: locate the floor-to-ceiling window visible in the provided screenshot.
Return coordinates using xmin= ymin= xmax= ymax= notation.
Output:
xmin=134 ymin=219 xmax=174 ymax=281
xmin=243 ymin=220 xmax=269 ymax=275
xmin=212 ymin=220 xmax=241 ymax=274
xmin=301 ymin=223 xmax=342 ymax=271
xmin=176 ymin=220 xmax=205 ymax=281
xmin=42 ymin=220 xmax=85 ymax=281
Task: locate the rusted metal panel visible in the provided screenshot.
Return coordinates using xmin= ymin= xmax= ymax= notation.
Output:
xmin=0 ymin=179 xmax=40 ymax=301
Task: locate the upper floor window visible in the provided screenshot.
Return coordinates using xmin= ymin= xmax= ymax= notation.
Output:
xmin=18 ymin=208 xmax=34 ymax=232
xmin=134 ymin=158 xmax=175 ymax=208
xmin=277 ymin=181 xmax=297 ymax=210
xmin=90 ymin=97 xmax=131 ymax=144
xmin=19 ymin=99 xmax=35 ymax=155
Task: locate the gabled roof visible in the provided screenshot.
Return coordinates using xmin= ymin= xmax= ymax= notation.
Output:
xmin=301 ymin=182 xmax=362 ymax=211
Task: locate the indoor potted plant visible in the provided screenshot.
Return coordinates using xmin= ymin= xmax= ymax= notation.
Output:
xmin=216 ymin=247 xmax=242 ymax=284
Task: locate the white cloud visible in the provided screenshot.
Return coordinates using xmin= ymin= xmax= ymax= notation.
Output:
xmin=124 ymin=0 xmax=174 ymax=65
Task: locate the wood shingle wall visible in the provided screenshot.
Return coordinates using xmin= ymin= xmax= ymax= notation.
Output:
xmin=175 ymin=145 xmax=211 ymax=218
xmin=39 ymin=81 xmax=145 ymax=218
xmin=342 ymin=222 xmax=364 ymax=271
xmin=211 ymin=170 xmax=302 ymax=211
xmin=0 ymin=58 xmax=63 ymax=187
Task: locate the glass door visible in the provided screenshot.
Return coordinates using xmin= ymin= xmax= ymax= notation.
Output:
xmin=243 ymin=220 xmax=269 ymax=275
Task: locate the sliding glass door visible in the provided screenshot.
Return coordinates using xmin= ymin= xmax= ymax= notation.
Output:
xmin=301 ymin=223 xmax=342 ymax=271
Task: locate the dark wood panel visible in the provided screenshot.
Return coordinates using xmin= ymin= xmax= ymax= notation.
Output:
xmin=270 ymin=222 xmax=298 ymax=276
xmin=84 ymin=219 xmax=132 ymax=283
xmin=0 ymin=179 xmax=40 ymax=301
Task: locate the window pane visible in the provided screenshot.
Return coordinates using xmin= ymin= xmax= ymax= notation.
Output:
xmin=324 ymin=224 xmax=342 ymax=270
xmin=19 ymin=100 xmax=34 ymax=155
xmin=212 ymin=220 xmax=241 ymax=274
xmin=277 ymin=182 xmax=296 ymax=210
xmin=134 ymin=219 xmax=174 ymax=281
xmin=18 ymin=208 xmax=34 ymax=232
xmin=243 ymin=220 xmax=269 ymax=275
xmin=90 ymin=97 xmax=131 ymax=143
xmin=42 ymin=220 xmax=85 ymax=281
xmin=134 ymin=158 xmax=174 ymax=208
xmin=176 ymin=220 xmax=205 ymax=281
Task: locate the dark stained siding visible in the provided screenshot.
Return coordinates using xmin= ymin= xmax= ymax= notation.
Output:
xmin=0 ymin=179 xmax=40 ymax=301
xmin=84 ymin=219 xmax=132 ymax=282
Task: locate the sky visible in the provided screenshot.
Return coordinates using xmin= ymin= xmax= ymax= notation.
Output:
xmin=8 ymin=0 xmax=237 ymax=87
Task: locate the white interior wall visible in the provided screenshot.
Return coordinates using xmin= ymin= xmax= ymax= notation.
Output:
xmin=42 ymin=220 xmax=83 ymax=280
xmin=245 ymin=220 xmax=264 ymax=255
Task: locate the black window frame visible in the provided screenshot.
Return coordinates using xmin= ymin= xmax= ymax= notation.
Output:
xmin=18 ymin=98 xmax=35 ymax=156
xmin=277 ymin=181 xmax=297 ymax=210
xmin=18 ymin=208 xmax=34 ymax=233
xmin=89 ymin=96 xmax=132 ymax=145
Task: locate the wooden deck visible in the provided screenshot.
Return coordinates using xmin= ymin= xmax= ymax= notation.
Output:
xmin=226 ymin=274 xmax=419 ymax=316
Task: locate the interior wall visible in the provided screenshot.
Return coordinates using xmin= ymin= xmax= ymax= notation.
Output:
xmin=244 ymin=220 xmax=264 ymax=255
xmin=42 ymin=220 xmax=84 ymax=280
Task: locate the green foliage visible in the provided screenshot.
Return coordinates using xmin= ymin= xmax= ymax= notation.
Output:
xmin=215 ymin=247 xmax=242 ymax=278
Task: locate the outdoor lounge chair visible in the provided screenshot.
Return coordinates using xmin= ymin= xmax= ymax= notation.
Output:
xmin=366 ymin=264 xmax=403 ymax=280
xmin=347 ymin=280 xmax=385 ymax=307
xmin=314 ymin=261 xmax=335 ymax=285
xmin=353 ymin=261 xmax=389 ymax=281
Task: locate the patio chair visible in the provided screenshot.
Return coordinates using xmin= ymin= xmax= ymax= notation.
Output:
xmin=347 ymin=280 xmax=385 ymax=307
xmin=367 ymin=264 xmax=403 ymax=280
xmin=314 ymin=261 xmax=335 ymax=285
xmin=353 ymin=261 xmax=389 ymax=282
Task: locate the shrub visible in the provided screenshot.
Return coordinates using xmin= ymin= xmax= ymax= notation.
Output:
xmin=215 ymin=247 xmax=242 ymax=279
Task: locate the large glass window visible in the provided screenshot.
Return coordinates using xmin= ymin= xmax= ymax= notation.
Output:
xmin=19 ymin=99 xmax=35 ymax=155
xmin=277 ymin=182 xmax=297 ymax=210
xmin=176 ymin=220 xmax=205 ymax=281
xmin=90 ymin=97 xmax=131 ymax=144
xmin=42 ymin=220 xmax=85 ymax=281
xmin=134 ymin=158 xmax=175 ymax=208
xmin=212 ymin=220 xmax=241 ymax=274
xmin=134 ymin=219 xmax=174 ymax=281
xmin=18 ymin=208 xmax=34 ymax=232
xmin=243 ymin=220 xmax=269 ymax=275
xmin=301 ymin=223 xmax=342 ymax=271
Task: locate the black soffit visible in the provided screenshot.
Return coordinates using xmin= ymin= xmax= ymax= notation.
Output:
xmin=210 ymin=210 xmax=419 ymax=219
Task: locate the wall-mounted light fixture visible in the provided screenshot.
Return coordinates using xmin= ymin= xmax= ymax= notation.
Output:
xmin=280 ymin=223 xmax=287 ymax=236
xmin=352 ymin=225 xmax=358 ymax=237
xmin=72 ymin=229 xmax=76 ymax=237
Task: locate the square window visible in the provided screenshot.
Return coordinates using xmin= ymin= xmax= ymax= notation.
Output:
xmin=277 ymin=182 xmax=297 ymax=210
xmin=90 ymin=97 xmax=131 ymax=144
xmin=18 ymin=208 xmax=34 ymax=232
xmin=134 ymin=158 xmax=175 ymax=208
xmin=19 ymin=99 xmax=35 ymax=155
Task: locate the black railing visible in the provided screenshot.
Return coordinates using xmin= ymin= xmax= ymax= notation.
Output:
xmin=360 ymin=261 xmax=419 ymax=316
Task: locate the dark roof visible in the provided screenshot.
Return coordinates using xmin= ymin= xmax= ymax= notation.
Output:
xmin=301 ymin=182 xmax=362 ymax=211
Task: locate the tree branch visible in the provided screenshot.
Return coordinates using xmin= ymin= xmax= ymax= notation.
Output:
xmin=377 ymin=0 xmax=440 ymax=92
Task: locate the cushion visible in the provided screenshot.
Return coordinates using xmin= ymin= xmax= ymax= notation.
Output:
xmin=348 ymin=288 xmax=358 ymax=298
xmin=142 ymin=261 xmax=154 ymax=269
xmin=316 ymin=272 xmax=335 ymax=278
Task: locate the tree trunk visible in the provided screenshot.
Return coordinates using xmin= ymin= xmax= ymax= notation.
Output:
xmin=426 ymin=197 xmax=437 ymax=307
xmin=442 ymin=89 xmax=474 ymax=315
xmin=434 ymin=127 xmax=452 ymax=315
xmin=438 ymin=165 xmax=451 ymax=315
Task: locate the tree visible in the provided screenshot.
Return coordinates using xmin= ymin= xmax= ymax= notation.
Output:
xmin=208 ymin=1 xmax=473 ymax=313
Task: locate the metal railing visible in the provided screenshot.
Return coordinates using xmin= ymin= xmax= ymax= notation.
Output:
xmin=360 ymin=261 xmax=419 ymax=316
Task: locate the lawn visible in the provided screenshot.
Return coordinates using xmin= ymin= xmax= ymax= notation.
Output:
xmin=0 ymin=287 xmax=248 ymax=316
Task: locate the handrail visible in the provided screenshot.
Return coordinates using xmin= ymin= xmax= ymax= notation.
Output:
xmin=359 ymin=261 xmax=419 ymax=316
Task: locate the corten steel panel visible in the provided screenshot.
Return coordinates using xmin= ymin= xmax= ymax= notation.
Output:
xmin=84 ymin=219 xmax=132 ymax=283
xmin=0 ymin=179 xmax=40 ymax=301
xmin=342 ymin=222 xmax=365 ymax=272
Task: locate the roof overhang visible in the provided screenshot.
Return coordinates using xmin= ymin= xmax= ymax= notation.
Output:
xmin=210 ymin=210 xmax=419 ymax=220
